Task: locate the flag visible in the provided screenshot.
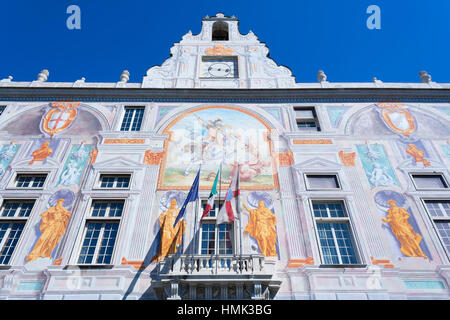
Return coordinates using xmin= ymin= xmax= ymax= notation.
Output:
xmin=201 ymin=169 xmax=220 ymax=220
xmin=173 ymin=169 xmax=200 ymax=227
xmin=217 ymin=167 xmax=240 ymax=224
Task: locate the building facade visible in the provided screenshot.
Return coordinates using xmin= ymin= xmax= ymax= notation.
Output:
xmin=0 ymin=13 xmax=449 ymax=300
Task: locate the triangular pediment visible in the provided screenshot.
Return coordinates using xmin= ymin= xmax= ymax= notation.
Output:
xmin=293 ymin=157 xmax=342 ymax=171
xmin=93 ymin=156 xmax=143 ymax=169
xmin=13 ymin=157 xmax=61 ymax=168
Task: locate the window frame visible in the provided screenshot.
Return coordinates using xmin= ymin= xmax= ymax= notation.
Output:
xmin=421 ymin=198 xmax=450 ymax=261
xmin=410 ymin=173 xmax=449 ymax=191
xmin=304 ymin=173 xmax=342 ymax=191
xmin=11 ymin=173 xmax=48 ymax=190
xmin=199 ymin=199 xmax=235 ymax=256
xmin=120 ymin=106 xmax=145 ymax=132
xmin=294 ymin=106 xmax=321 ymax=132
xmin=74 ymin=198 xmax=126 ymax=266
xmin=309 ymin=199 xmax=362 ymax=266
xmin=96 ymin=174 xmax=132 ymax=190
xmin=0 ymin=198 xmax=36 ymax=266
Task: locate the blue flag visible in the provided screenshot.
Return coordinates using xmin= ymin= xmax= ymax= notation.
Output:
xmin=173 ymin=169 xmax=200 ymax=227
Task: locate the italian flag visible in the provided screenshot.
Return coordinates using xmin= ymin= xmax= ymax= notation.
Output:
xmin=201 ymin=169 xmax=220 ymax=220
xmin=216 ymin=168 xmax=240 ymax=224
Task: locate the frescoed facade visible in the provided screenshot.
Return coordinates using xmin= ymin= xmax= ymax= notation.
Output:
xmin=0 ymin=13 xmax=449 ymax=300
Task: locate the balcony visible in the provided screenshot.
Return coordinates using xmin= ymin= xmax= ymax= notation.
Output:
xmin=151 ymin=254 xmax=281 ymax=300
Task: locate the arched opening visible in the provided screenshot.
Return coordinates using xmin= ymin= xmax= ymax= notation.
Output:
xmin=212 ymin=21 xmax=229 ymax=41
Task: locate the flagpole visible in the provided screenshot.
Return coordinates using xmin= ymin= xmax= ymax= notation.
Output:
xmin=193 ymin=164 xmax=201 ymax=256
xmin=237 ymin=164 xmax=242 ymax=263
xmin=218 ymin=161 xmax=222 ymax=210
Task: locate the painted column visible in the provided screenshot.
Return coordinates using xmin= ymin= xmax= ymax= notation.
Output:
xmin=127 ymin=164 xmax=160 ymax=260
xmin=343 ymin=166 xmax=390 ymax=260
xmin=278 ymin=165 xmax=307 ymax=260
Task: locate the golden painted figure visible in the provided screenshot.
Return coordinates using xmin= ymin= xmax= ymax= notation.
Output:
xmin=29 ymin=141 xmax=53 ymax=165
xmin=243 ymin=200 xmax=277 ymax=257
xmin=26 ymin=199 xmax=72 ymax=262
xmin=89 ymin=148 xmax=98 ymax=165
xmin=406 ymin=144 xmax=430 ymax=167
xmin=152 ymin=199 xmax=186 ymax=263
xmin=382 ymin=200 xmax=428 ymax=259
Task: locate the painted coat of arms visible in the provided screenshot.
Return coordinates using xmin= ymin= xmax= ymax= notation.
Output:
xmin=41 ymin=102 xmax=80 ymax=136
xmin=376 ymin=103 xmax=416 ymax=137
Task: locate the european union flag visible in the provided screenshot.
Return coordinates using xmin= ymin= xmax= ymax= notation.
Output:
xmin=173 ymin=169 xmax=200 ymax=227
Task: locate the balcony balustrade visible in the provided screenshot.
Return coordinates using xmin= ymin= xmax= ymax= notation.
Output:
xmin=152 ymin=254 xmax=280 ymax=300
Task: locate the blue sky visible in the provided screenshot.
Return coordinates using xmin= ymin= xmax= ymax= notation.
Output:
xmin=1 ymin=0 xmax=449 ymax=84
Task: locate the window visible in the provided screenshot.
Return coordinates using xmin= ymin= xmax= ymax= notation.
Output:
xmin=294 ymin=107 xmax=321 ymax=131
xmin=312 ymin=201 xmax=359 ymax=265
xmin=423 ymin=200 xmax=450 ymax=255
xmin=212 ymin=21 xmax=229 ymax=41
xmin=0 ymin=200 xmax=35 ymax=265
xmin=306 ymin=174 xmax=340 ymax=190
xmin=99 ymin=174 xmax=131 ymax=189
xmin=412 ymin=174 xmax=448 ymax=189
xmin=77 ymin=200 xmax=124 ymax=265
xmin=200 ymin=201 xmax=233 ymax=256
xmin=14 ymin=174 xmax=47 ymax=189
xmin=120 ymin=107 xmax=144 ymax=131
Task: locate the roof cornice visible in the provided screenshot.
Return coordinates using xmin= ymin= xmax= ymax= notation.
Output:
xmin=0 ymin=87 xmax=449 ymax=103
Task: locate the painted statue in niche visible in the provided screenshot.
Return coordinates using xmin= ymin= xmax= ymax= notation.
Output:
xmin=57 ymin=142 xmax=93 ymax=186
xmin=374 ymin=190 xmax=431 ymax=260
xmin=26 ymin=190 xmax=75 ymax=264
xmin=40 ymin=102 xmax=80 ymax=136
xmin=382 ymin=200 xmax=428 ymax=259
xmin=243 ymin=201 xmax=277 ymax=257
xmin=160 ymin=107 xmax=274 ymax=189
xmin=0 ymin=142 xmax=19 ymax=177
xmin=356 ymin=143 xmax=398 ymax=188
xmin=149 ymin=191 xmax=187 ymax=262
xmin=27 ymin=139 xmax=60 ymax=165
xmin=242 ymin=191 xmax=279 ymax=258
xmin=376 ymin=103 xmax=416 ymax=137
xmin=152 ymin=198 xmax=186 ymax=262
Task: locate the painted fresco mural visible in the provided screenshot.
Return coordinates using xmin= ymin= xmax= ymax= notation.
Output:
xmin=150 ymin=191 xmax=187 ymax=261
xmin=159 ymin=106 xmax=275 ymax=190
xmin=376 ymin=103 xmax=417 ymax=137
xmin=156 ymin=106 xmax=177 ymax=124
xmin=327 ymin=106 xmax=351 ymax=128
xmin=395 ymin=139 xmax=432 ymax=167
xmin=374 ymin=190 xmax=431 ymax=260
xmin=264 ymin=107 xmax=282 ymax=123
xmin=57 ymin=142 xmax=93 ymax=186
xmin=356 ymin=143 xmax=399 ymax=188
xmin=27 ymin=139 xmax=60 ymax=165
xmin=25 ymin=189 xmax=75 ymax=266
xmin=433 ymin=107 xmax=450 ymax=117
xmin=0 ymin=142 xmax=19 ymax=177
xmin=441 ymin=144 xmax=450 ymax=161
xmin=40 ymin=102 xmax=80 ymax=137
xmin=242 ymin=191 xmax=279 ymax=258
